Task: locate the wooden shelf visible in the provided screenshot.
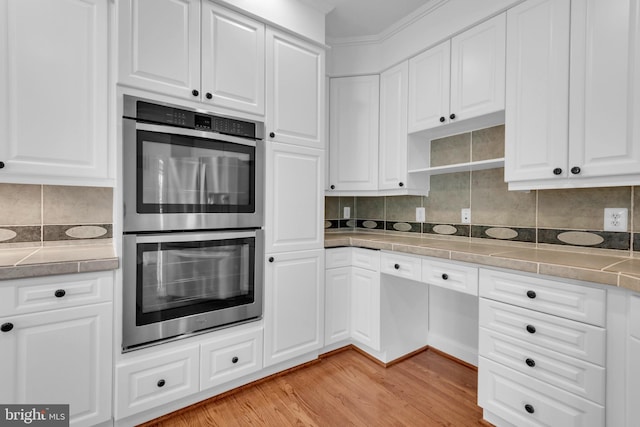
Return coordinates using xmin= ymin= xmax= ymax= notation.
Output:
xmin=407 ymin=158 xmax=505 ymax=175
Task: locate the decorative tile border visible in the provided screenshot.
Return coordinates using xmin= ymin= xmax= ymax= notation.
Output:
xmin=384 ymin=221 xmax=421 ymax=233
xmin=472 ymin=226 xmax=535 ymax=243
xmin=423 ymin=223 xmax=470 ymax=237
xmin=356 ymin=219 xmax=385 ymax=231
xmin=538 ymin=228 xmax=630 ymax=250
xmin=0 ymin=226 xmax=41 ymax=244
xmin=635 ymin=233 xmax=640 ymax=252
xmin=44 ymin=224 xmax=113 ymax=241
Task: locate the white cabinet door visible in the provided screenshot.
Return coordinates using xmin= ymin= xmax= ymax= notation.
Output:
xmin=628 ymin=337 xmax=640 ymax=426
xmin=450 ymin=14 xmax=506 ymax=122
xmin=118 ymin=0 xmax=200 ymax=100
xmin=379 ymin=61 xmax=408 ymax=190
xmin=266 ymin=29 xmax=324 ymax=149
xmin=408 ymin=41 xmax=450 ymax=133
xmin=264 ymin=250 xmax=324 ymax=367
xmin=504 ymin=0 xmax=571 ymax=184
xmin=201 ymin=2 xmax=265 ymax=115
xmin=568 ymin=0 xmax=640 ymax=179
xmin=265 ymin=142 xmax=324 ymax=253
xmin=325 ymin=267 xmax=351 ymax=345
xmin=351 ymin=267 xmax=381 ymax=351
xmin=0 ymin=0 xmax=110 ymax=186
xmin=0 ymin=303 xmax=112 ymax=427
xmin=329 ymin=75 xmax=379 ymax=191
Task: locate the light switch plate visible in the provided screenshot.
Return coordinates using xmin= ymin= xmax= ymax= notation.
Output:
xmin=416 ymin=207 xmax=425 ymax=222
xmin=343 ymin=206 xmax=351 ymax=219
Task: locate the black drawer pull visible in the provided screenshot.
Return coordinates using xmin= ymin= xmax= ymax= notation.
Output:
xmin=439 ymin=116 xmax=445 ymax=123
xmin=268 ymin=257 xmax=274 ymax=263
xmin=0 ymin=161 xmax=5 ymax=169
xmin=394 ymin=264 xmax=400 ymax=270
xmin=269 ymin=132 xmax=275 ymax=138
xmin=157 ymin=379 xmax=166 ymax=388
xmin=526 ymin=325 xmax=536 ymax=334
xmin=191 ymin=89 xmax=199 ymax=97
xmin=54 ymin=289 xmax=66 ymax=298
xmin=571 ymin=166 xmax=581 ymax=175
xmin=441 ymin=273 xmax=449 ymax=280
xmin=525 ymin=358 xmax=536 ymax=367
xmin=1 ymin=323 xmax=13 ymax=333
xmin=553 ymin=167 xmax=562 ymax=175
xmin=526 ymin=290 xmax=536 ymax=299
xmin=232 ymin=356 xmax=239 ymax=364
xmin=524 ymin=404 xmax=535 ymax=414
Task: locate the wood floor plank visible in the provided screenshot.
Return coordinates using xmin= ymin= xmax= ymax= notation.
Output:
xmin=141 ymin=348 xmax=487 ymax=427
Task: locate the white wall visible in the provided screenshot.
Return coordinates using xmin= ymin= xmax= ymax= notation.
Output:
xmin=216 ymin=0 xmax=326 ymax=44
xmin=329 ymin=0 xmax=523 ymax=76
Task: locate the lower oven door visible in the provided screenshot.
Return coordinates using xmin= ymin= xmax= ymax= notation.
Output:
xmin=122 ymin=230 xmax=264 ymax=351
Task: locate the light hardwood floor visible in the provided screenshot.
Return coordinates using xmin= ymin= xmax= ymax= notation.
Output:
xmin=141 ymin=347 xmax=488 ymax=426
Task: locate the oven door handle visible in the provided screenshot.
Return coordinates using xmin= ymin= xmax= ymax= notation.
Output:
xmin=133 ymin=122 xmax=258 ymax=147
xmin=131 ymin=230 xmax=262 ymax=244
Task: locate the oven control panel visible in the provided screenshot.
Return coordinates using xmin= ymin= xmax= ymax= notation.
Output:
xmin=134 ymin=100 xmax=259 ymax=139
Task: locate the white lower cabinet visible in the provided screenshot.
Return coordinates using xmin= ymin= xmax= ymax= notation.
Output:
xmin=350 ymin=265 xmax=381 ymax=351
xmin=0 ymin=272 xmax=113 ymax=427
xmin=478 ymin=268 xmax=606 ymax=427
xmin=324 ymin=267 xmax=351 ymax=345
xmin=263 ymin=249 xmax=324 ymax=367
xmin=627 ymin=292 xmax=640 ymax=426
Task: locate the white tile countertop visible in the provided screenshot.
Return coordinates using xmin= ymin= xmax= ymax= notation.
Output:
xmin=0 ymin=243 xmax=118 ymax=280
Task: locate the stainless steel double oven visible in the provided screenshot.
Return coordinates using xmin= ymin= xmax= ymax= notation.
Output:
xmin=122 ymin=95 xmax=265 ymax=351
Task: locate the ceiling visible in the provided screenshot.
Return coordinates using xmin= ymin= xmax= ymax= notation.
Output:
xmin=324 ymin=0 xmax=433 ymax=41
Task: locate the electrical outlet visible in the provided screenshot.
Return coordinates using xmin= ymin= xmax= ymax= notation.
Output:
xmin=604 ymin=208 xmax=628 ymax=232
xmin=415 ymin=207 xmax=425 ymax=222
xmin=343 ymin=206 xmax=350 ymax=219
xmin=461 ymin=208 xmax=471 ymax=224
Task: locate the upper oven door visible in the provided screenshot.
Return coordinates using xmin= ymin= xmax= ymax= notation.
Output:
xmin=123 ymin=120 xmax=264 ymax=232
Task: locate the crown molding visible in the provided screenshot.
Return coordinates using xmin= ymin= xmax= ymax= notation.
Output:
xmin=327 ymin=0 xmax=449 ymax=47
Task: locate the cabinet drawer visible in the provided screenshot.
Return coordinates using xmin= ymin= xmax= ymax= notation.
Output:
xmin=478 ymin=357 xmax=604 ymax=427
xmin=200 ymin=327 xmax=263 ymax=390
xmin=422 ymin=259 xmax=478 ymax=296
xmin=325 ymin=248 xmax=351 ymax=269
xmin=380 ymin=252 xmax=421 ymax=281
xmin=115 ymin=345 xmax=199 ymax=419
xmin=479 ymin=298 xmax=605 ymax=365
xmin=351 ymin=248 xmax=380 ymax=271
xmin=479 ymin=269 xmax=606 ymax=326
xmin=479 ymin=327 xmax=605 ymax=404
xmin=629 ymin=293 xmax=640 ymax=339
xmin=0 ymin=272 xmax=113 ymax=316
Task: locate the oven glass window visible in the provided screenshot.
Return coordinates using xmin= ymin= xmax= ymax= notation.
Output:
xmin=136 ymin=237 xmax=255 ymax=326
xmin=137 ymin=130 xmax=254 ymax=213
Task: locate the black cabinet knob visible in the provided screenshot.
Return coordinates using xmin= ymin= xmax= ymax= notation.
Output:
xmin=524 ymin=404 xmax=535 ymax=414
xmin=553 ymin=168 xmax=563 ymax=175
xmin=399 ymin=182 xmax=404 ymax=187
xmin=192 ymin=89 xmax=199 ymax=97
xmin=526 ymin=290 xmax=536 ymax=299
xmin=449 ymin=113 xmax=456 ymax=120
xmin=330 ymin=185 xmax=335 ymax=190
xmin=442 ymin=273 xmax=449 ymax=280
xmin=571 ymin=166 xmax=581 ymax=175
xmin=232 ymin=356 xmax=239 ymax=364
xmin=0 ymin=161 xmax=4 ymax=169
xmin=394 ymin=264 xmax=400 ymax=270
xmin=269 ymin=132 xmax=275 ymax=138
xmin=157 ymin=379 xmax=166 ymax=388
xmin=525 ymin=358 xmax=536 ymax=367
xmin=526 ymin=324 xmax=536 ymax=334
xmin=268 ymin=257 xmax=274 ymax=263
xmin=205 ymin=92 xmax=213 ymax=99
xmin=54 ymin=289 xmax=66 ymax=298
xmin=439 ymin=116 xmax=445 ymax=123
xmin=1 ymin=323 xmax=13 ymax=332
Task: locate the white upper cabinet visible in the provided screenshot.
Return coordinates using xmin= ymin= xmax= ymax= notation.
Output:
xmin=504 ymin=0 xmax=571 ymax=185
xmin=0 ymin=0 xmax=110 ymax=186
xmin=119 ymin=0 xmax=265 ymax=115
xmin=329 ymin=75 xmax=380 ymax=191
xmin=379 ymin=61 xmax=409 ymax=190
xmin=506 ymin=0 xmax=640 ymax=190
xmin=266 ymin=29 xmax=324 ymax=149
xmin=201 ymin=2 xmax=265 ymax=115
xmin=408 ymin=14 xmax=506 ymax=133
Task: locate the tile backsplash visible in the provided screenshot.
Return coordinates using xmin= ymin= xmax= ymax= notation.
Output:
xmin=0 ymin=184 xmax=113 ymax=246
xmin=326 ymin=125 xmax=639 ymax=254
